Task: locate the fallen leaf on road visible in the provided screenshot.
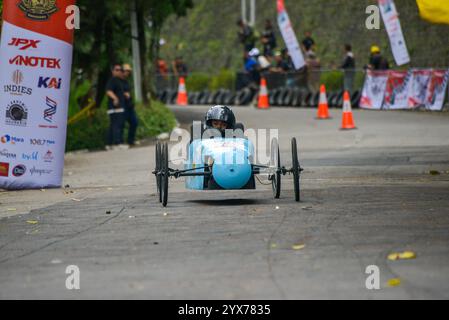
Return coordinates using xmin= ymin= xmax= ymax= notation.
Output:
xmin=270 ymin=243 xmax=278 ymax=249
xmin=292 ymin=244 xmax=305 ymax=251
xmin=387 ymin=278 xmax=401 ymax=287
xmin=26 ymin=220 xmax=38 ymax=225
xmin=388 ymin=251 xmax=416 ymax=261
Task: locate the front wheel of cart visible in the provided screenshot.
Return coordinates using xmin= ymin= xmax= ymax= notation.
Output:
xmin=291 ymin=137 xmax=301 ymax=202
xmin=155 ymin=142 xmax=162 ymax=203
xmin=161 ymin=142 xmax=169 ymax=207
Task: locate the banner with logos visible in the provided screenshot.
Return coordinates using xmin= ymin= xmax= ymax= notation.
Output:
xmin=408 ymin=69 xmax=432 ymax=108
xmin=0 ymin=0 xmax=75 ymax=190
xmin=383 ymin=70 xmax=412 ymax=109
xmin=378 ymin=0 xmax=411 ymax=66
xmin=277 ymin=0 xmax=306 ymax=70
xmin=360 ymin=70 xmax=389 ymax=110
xmin=425 ymin=69 xmax=449 ymax=111
xmin=360 ymin=69 xmax=448 ymax=111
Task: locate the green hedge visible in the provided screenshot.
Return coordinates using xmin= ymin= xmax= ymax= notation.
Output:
xmin=66 ymin=100 xmax=177 ymax=152
xmin=186 ymin=69 xmax=236 ymax=92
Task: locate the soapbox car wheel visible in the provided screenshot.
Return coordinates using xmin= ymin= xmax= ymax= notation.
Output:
xmin=155 ymin=142 xmax=162 ymax=203
xmin=291 ymin=138 xmax=301 ymax=202
xmin=270 ymin=137 xmax=281 ymax=199
xmin=161 ymin=142 xmax=169 ymax=207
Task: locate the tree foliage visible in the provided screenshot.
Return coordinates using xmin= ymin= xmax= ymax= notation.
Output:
xmin=73 ymin=0 xmax=193 ymax=105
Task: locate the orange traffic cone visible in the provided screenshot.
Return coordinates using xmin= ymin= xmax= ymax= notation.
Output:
xmin=341 ymin=91 xmax=356 ymax=130
xmin=257 ymin=77 xmax=270 ymax=109
xmin=176 ymin=77 xmax=188 ymax=106
xmin=317 ymin=84 xmax=330 ymax=119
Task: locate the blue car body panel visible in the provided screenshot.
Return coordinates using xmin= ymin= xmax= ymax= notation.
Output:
xmin=185 ymin=138 xmax=255 ymax=190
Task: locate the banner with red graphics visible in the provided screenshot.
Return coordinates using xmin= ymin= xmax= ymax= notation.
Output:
xmin=408 ymin=69 xmax=432 ymax=108
xmin=0 ymin=0 xmax=75 ymax=190
xmin=425 ymin=69 xmax=449 ymax=111
xmin=360 ymin=70 xmax=389 ymax=110
xmin=383 ymin=70 xmax=413 ymax=110
xmin=277 ymin=0 xmax=305 ymax=70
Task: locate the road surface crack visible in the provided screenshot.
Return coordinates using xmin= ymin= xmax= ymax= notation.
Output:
xmin=0 ymin=206 xmax=126 ymax=264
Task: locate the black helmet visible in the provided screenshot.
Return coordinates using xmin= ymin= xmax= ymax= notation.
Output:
xmin=205 ymin=105 xmax=236 ymax=129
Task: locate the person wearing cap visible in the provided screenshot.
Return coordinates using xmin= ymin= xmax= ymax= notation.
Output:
xmin=105 ymin=63 xmax=126 ymax=147
xmin=244 ymin=50 xmax=260 ymax=90
xmin=121 ymin=63 xmax=139 ymax=147
xmin=368 ymin=45 xmax=389 ymax=70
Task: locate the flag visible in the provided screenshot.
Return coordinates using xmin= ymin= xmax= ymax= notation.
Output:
xmin=277 ymin=0 xmax=306 ymax=70
xmin=416 ymin=0 xmax=449 ymax=25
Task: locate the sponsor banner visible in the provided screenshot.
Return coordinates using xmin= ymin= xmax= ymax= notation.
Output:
xmin=277 ymin=0 xmax=306 ymax=70
xmin=408 ymin=69 xmax=432 ymax=108
xmin=0 ymin=0 xmax=75 ymax=190
xmin=378 ymin=0 xmax=410 ymax=66
xmin=425 ymin=69 xmax=449 ymax=111
xmin=360 ymin=70 xmax=389 ymax=110
xmin=383 ymin=70 xmax=412 ymax=110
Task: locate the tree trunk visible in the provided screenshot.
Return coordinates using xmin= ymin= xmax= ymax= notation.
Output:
xmin=136 ymin=1 xmax=150 ymax=106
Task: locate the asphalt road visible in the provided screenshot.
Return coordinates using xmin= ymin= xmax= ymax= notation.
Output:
xmin=1 ymin=106 xmax=449 ymax=299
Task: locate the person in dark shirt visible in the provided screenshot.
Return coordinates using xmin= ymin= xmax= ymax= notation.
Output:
xmin=302 ymin=31 xmax=315 ymax=52
xmin=121 ymin=64 xmax=139 ymax=147
xmin=368 ymin=46 xmax=390 ymax=70
xmin=237 ymin=19 xmax=256 ymax=52
xmin=105 ymin=63 xmax=126 ymax=146
xmin=340 ymin=44 xmax=356 ymax=93
xmin=261 ymin=19 xmax=277 ymax=57
xmin=172 ymin=56 xmax=188 ymax=78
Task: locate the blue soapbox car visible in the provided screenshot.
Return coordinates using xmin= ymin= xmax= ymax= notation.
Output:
xmin=153 ymin=121 xmax=303 ymax=207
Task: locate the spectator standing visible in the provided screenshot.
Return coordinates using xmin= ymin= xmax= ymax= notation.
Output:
xmin=306 ymin=49 xmax=321 ymax=93
xmin=156 ymin=57 xmax=169 ymax=77
xmin=237 ymin=19 xmax=256 ymax=52
xmin=155 ymin=57 xmax=169 ymax=94
xmin=261 ymin=19 xmax=277 ymax=57
xmin=121 ymin=64 xmax=139 ymax=147
xmin=106 ymin=64 xmax=126 ymax=147
xmin=340 ymin=44 xmax=356 ymax=93
xmin=244 ymin=50 xmax=260 ymax=90
xmin=302 ymin=31 xmax=316 ymax=52
xmin=172 ymin=56 xmax=188 ymax=78
xmin=368 ymin=46 xmax=390 ymax=70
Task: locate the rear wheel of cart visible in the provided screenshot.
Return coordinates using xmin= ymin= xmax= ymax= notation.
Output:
xmin=270 ymin=137 xmax=281 ymax=199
